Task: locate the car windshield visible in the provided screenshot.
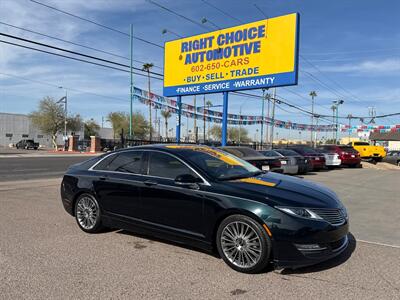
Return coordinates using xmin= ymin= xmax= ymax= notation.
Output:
xmin=353 ymin=142 xmax=370 ymax=146
xmin=260 ymin=150 xmax=281 ymax=157
xmin=339 ymin=146 xmax=356 ymax=152
xmin=221 ymin=147 xmax=264 ymax=158
xmin=275 ymin=149 xmax=299 ymax=156
xmin=170 ymin=146 xmax=261 ymax=180
xmin=291 ymin=147 xmax=317 ymax=154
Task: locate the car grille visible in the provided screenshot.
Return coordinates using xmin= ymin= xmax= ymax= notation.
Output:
xmin=308 ymin=208 xmax=346 ymax=225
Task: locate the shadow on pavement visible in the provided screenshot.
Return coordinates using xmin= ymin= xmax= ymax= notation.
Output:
xmin=116 ymin=229 xmax=219 ymax=257
xmin=280 ymin=232 xmax=357 ymax=275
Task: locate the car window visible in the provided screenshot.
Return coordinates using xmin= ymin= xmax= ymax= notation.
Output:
xmin=177 ymin=147 xmax=260 ymax=180
xmin=275 ymin=149 xmax=299 ymax=156
xmin=222 ymin=147 xmax=263 ymax=158
xmin=354 ymin=142 xmax=370 ymax=146
xmin=94 ymin=151 xmax=143 ymax=174
xmin=148 ymin=152 xmax=197 ymax=180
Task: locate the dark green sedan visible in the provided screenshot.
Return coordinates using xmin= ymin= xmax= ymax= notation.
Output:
xmin=61 ymin=145 xmax=349 ymax=273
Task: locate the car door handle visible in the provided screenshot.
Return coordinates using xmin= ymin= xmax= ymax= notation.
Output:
xmin=144 ymin=180 xmax=158 ymax=186
xmin=99 ymin=176 xmax=107 ymax=181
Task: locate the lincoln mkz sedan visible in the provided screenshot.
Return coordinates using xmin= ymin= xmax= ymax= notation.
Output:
xmin=61 ymin=145 xmax=349 ymax=273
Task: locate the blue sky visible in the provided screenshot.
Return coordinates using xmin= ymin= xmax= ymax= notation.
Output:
xmin=1 ymin=0 xmax=399 ymax=139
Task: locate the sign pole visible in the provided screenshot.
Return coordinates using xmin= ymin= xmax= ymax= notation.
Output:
xmin=176 ymin=96 xmax=182 ymax=144
xmin=221 ymin=92 xmax=229 ymax=146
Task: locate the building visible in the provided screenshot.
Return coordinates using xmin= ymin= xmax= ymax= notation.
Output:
xmin=0 ymin=112 xmax=85 ymax=148
xmin=369 ymin=131 xmax=400 ymax=151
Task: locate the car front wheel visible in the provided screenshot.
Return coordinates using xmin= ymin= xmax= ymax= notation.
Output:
xmin=75 ymin=193 xmax=103 ymax=233
xmin=216 ymin=215 xmax=271 ymax=273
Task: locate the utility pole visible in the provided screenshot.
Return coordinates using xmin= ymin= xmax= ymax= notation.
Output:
xmin=266 ymin=93 xmax=271 ymax=146
xmin=64 ymin=90 xmax=67 ymax=141
xmin=203 ymin=95 xmax=206 ymax=143
xmin=129 ymin=24 xmax=134 ymax=138
xmin=314 ymin=115 xmax=320 ymax=146
xmin=309 ymin=91 xmax=317 ymax=147
xmin=193 ymin=95 xmax=197 ymax=143
xmin=260 ymin=89 xmax=266 ymax=148
xmin=269 ymin=88 xmax=276 ymax=149
xmin=331 ymin=104 xmax=336 ymax=142
xmin=347 ymin=114 xmax=352 ymax=142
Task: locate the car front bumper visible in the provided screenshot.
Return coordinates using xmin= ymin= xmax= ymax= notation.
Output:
xmin=267 ymin=217 xmax=349 ymax=269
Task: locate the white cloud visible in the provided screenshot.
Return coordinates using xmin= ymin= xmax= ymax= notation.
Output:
xmin=318 ymin=59 xmax=400 ymax=73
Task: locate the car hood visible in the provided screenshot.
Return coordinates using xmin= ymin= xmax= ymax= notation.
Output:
xmin=223 ymin=172 xmax=342 ymax=209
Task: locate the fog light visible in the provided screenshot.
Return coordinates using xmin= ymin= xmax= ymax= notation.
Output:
xmin=295 ymin=243 xmax=327 ymax=251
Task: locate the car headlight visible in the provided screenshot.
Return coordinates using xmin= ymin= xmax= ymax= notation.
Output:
xmin=276 ymin=207 xmax=323 ymax=220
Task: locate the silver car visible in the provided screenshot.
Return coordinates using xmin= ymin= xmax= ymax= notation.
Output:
xmin=316 ymin=149 xmax=341 ymax=168
xmin=259 ymin=150 xmax=298 ymax=174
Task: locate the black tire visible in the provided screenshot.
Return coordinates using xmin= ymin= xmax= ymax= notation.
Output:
xmin=74 ymin=193 xmax=103 ymax=233
xmin=216 ymin=214 xmax=271 ymax=274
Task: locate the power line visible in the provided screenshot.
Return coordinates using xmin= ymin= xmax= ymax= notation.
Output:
xmin=200 ymin=0 xmax=243 ymax=23
xmin=253 ymin=4 xmax=268 ymax=18
xmin=300 ymin=70 xmax=347 ymax=99
xmin=303 ymin=48 xmax=400 ymax=56
xmin=0 ymin=33 xmax=164 ymax=77
xmin=0 ymin=40 xmax=163 ymax=81
xmin=147 ymin=0 xmax=211 ymax=30
xmin=0 ymin=21 xmax=164 ymax=70
xmin=300 ymin=55 xmax=364 ymax=103
xmin=28 ymin=0 xmax=164 ymax=49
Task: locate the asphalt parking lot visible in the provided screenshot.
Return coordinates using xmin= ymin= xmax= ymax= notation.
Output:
xmin=1 ymin=167 xmax=400 ymax=299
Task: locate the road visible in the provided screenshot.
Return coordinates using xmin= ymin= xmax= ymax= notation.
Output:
xmin=0 ymin=166 xmax=399 ymax=299
xmin=0 ymin=156 xmax=95 ymax=181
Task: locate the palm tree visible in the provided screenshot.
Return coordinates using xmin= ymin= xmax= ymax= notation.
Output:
xmin=142 ymin=63 xmax=154 ymax=140
xmin=161 ymin=110 xmax=171 ymax=139
xmin=309 ymin=91 xmax=317 ymax=147
xmin=206 ymin=100 xmax=213 ymax=140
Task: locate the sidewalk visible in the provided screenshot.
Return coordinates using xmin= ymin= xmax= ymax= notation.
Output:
xmin=0 ymin=148 xmax=102 ymax=158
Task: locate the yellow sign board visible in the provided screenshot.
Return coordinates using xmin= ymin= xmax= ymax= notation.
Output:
xmin=163 ymin=13 xmax=299 ymax=96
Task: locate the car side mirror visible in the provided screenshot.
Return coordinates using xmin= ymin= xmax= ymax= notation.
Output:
xmin=174 ymin=174 xmax=201 ymax=189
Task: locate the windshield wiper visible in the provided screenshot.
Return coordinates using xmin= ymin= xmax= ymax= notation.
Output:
xmin=217 ymin=170 xmax=264 ymax=181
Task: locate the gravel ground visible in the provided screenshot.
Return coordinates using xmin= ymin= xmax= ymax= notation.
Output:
xmin=1 ymin=171 xmax=399 ymax=299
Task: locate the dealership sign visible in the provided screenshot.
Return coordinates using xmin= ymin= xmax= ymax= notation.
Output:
xmin=163 ymin=13 xmax=299 ymax=97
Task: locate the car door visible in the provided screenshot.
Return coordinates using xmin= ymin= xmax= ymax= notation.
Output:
xmin=139 ymin=150 xmax=205 ymax=239
xmin=92 ymin=150 xmax=145 ymax=220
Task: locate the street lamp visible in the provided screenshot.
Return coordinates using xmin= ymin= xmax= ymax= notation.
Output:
xmin=57 ymin=87 xmax=68 ymax=150
xmin=161 ymin=29 xmax=183 ymax=38
xmin=332 ymin=99 xmax=344 ymax=144
xmin=201 ymin=17 xmax=220 ymax=29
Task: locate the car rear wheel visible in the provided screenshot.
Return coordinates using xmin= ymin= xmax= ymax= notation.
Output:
xmin=216 ymin=215 xmax=271 ymax=273
xmin=75 ymin=194 xmax=103 ymax=233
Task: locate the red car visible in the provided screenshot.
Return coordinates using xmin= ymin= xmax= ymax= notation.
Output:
xmin=318 ymin=145 xmax=361 ymax=167
xmin=288 ymin=146 xmax=326 ymax=171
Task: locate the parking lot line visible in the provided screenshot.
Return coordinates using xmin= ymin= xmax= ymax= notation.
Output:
xmin=357 ymin=239 xmax=400 ymax=249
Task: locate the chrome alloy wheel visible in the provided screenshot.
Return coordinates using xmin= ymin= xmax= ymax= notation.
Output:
xmin=76 ymin=196 xmax=98 ymax=230
xmin=221 ymin=221 xmax=262 ymax=268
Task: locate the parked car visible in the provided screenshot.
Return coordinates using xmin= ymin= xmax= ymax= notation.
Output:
xmin=219 ymin=146 xmax=282 ymax=173
xmin=15 ymin=139 xmax=39 ymax=150
xmin=318 ymin=144 xmax=361 ymax=168
xmin=287 ymin=146 xmax=326 ymax=171
xmin=383 ymin=150 xmax=400 ymax=166
xmin=315 ymin=148 xmax=341 ymax=169
xmin=61 ymin=145 xmax=349 ymax=273
xmin=274 ymin=148 xmax=311 ymax=174
xmin=259 ymin=150 xmax=298 ymax=175
xmin=348 ymin=141 xmax=386 ymax=162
